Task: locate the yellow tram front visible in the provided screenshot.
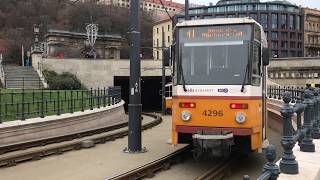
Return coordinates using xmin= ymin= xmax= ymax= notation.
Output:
xmin=171 ymin=18 xmax=269 ymax=157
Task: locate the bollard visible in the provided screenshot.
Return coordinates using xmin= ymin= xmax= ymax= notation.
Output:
xmin=257 ymin=145 xmax=280 ymax=180
xmin=293 ymin=98 xmax=306 ymax=146
xmin=311 ymin=88 xmax=320 ymax=139
xmin=300 ymin=89 xmax=315 ymax=152
xmin=280 ymin=92 xmax=298 ymax=174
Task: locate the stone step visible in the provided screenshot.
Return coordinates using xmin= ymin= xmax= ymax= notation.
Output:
xmin=3 ymin=65 xmax=44 ymax=89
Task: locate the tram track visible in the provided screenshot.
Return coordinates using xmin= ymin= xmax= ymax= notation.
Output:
xmin=109 ymin=144 xmax=192 ymax=180
xmin=109 ymin=147 xmax=236 ymax=180
xmin=195 ymin=157 xmax=235 ymax=180
xmin=0 ymin=113 xmax=162 ymax=168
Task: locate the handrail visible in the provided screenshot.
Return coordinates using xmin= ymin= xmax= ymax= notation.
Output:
xmin=37 ymin=61 xmax=48 ymax=88
xmin=0 ymin=62 xmax=5 ymax=88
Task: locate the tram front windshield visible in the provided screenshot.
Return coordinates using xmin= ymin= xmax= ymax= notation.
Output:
xmin=178 ymin=24 xmax=252 ymax=85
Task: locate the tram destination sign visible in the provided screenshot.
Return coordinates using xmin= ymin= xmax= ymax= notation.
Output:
xmin=180 ymin=24 xmax=251 ymax=43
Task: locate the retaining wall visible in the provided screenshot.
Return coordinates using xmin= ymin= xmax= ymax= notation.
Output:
xmin=0 ymin=101 xmax=126 ymax=146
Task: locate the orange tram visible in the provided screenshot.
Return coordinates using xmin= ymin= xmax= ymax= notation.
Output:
xmin=168 ymin=18 xmax=270 ymax=158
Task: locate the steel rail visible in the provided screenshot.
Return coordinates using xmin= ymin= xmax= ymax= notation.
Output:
xmin=109 ymin=144 xmax=191 ymax=180
xmin=0 ymin=113 xmax=162 ymax=168
xmin=0 ymin=120 xmax=128 ymax=155
xmin=195 ymin=157 xmax=235 ymax=180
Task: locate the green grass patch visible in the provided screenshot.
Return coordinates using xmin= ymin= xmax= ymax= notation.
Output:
xmin=0 ymin=88 xmax=120 ymax=122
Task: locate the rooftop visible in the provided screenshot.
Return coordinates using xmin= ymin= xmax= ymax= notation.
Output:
xmin=216 ymin=0 xmax=295 ymax=6
xmin=144 ymin=0 xmax=185 ymax=9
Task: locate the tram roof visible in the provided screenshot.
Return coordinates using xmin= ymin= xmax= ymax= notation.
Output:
xmin=176 ymin=18 xmax=259 ymax=27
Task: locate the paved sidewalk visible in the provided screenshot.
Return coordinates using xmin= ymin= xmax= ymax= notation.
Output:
xmin=0 ymin=115 xmax=185 ymax=180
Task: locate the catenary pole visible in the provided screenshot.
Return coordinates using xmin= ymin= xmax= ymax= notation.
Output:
xmin=162 ymin=26 xmax=166 ymax=115
xmin=185 ymin=0 xmax=189 ymax=20
xmin=125 ymin=0 xmax=144 ymax=153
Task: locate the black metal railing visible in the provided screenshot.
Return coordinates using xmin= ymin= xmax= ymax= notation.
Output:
xmin=0 ymin=86 xmax=121 ymax=123
xmin=268 ymin=85 xmax=306 ymax=103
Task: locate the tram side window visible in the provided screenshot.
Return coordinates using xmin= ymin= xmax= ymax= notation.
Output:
xmin=252 ymin=42 xmax=261 ymax=85
xmin=252 ymin=25 xmax=262 ymax=86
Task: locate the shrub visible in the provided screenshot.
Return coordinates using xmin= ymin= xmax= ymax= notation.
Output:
xmin=44 ymin=70 xmax=84 ymax=90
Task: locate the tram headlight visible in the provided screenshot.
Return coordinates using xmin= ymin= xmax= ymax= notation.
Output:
xmin=235 ymin=112 xmax=246 ymax=124
xmin=181 ymin=111 xmax=192 ymax=122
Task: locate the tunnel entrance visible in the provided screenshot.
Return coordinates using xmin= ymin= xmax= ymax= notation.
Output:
xmin=114 ymin=76 xmax=170 ymax=112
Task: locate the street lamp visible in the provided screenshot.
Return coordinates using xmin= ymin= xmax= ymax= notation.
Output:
xmin=32 ymin=24 xmax=42 ymax=54
xmin=33 ymin=24 xmax=40 ymax=43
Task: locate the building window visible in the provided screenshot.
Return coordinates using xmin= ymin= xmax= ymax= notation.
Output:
xmin=216 ymin=6 xmax=225 ymax=13
xmin=272 ymin=14 xmax=278 ymax=29
xmin=228 ymin=5 xmax=236 ymax=12
xmin=247 ymin=5 xmax=253 ymax=11
xmin=281 ymin=41 xmax=288 ymax=48
xmin=227 ymin=14 xmax=236 ymax=18
xmin=168 ymin=36 xmax=170 ymax=43
xmin=271 ymin=41 xmax=278 ymax=48
xmin=296 ymin=15 xmax=301 ymax=30
xmin=168 ymin=25 xmax=170 ymax=31
xmin=271 ymin=32 xmax=278 ymax=39
xmin=157 ymin=28 xmax=159 ymax=34
xmin=269 ymin=5 xmax=279 ymax=11
xmin=238 ymin=5 xmax=247 ymax=11
xmin=297 ymin=42 xmax=302 ymax=48
xmin=290 ymin=42 xmax=295 ymax=48
xmin=260 ymin=14 xmax=268 ymax=29
xmin=289 ymin=15 xmax=295 ymax=29
xmin=281 ymin=14 xmax=287 ymax=29
xmin=290 ymin=32 xmax=295 ymax=39
xmin=257 ymin=5 xmax=267 ymax=11
xmin=281 ymin=32 xmax=288 ymax=39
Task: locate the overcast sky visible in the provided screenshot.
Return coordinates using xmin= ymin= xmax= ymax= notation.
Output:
xmin=173 ymin=0 xmax=320 ymax=9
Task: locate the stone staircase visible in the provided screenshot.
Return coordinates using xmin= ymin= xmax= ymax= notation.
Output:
xmin=3 ymin=65 xmax=44 ymax=89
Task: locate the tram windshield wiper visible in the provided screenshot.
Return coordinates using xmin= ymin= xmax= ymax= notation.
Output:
xmin=179 ymin=49 xmax=187 ymax=92
xmin=241 ymin=63 xmax=249 ymax=92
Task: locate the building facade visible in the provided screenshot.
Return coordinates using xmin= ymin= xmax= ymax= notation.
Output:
xmin=175 ymin=0 xmax=304 ymax=58
xmin=45 ymin=29 xmax=124 ymax=59
xmin=268 ymin=57 xmax=320 ymax=86
xmin=153 ymin=18 xmax=172 ymax=60
xmin=304 ymin=8 xmax=320 ymax=57
xmin=97 ymin=0 xmax=184 ymax=13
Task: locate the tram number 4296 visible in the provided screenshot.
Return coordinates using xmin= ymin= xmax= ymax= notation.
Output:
xmin=202 ymin=110 xmax=223 ymax=117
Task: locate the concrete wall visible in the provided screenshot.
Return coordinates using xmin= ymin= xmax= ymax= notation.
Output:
xmin=37 ymin=56 xmax=171 ymax=88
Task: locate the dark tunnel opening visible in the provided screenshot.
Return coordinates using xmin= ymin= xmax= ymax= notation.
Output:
xmin=114 ymin=76 xmax=171 ymax=112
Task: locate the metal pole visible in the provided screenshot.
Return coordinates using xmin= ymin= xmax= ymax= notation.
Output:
xmin=125 ymin=0 xmax=145 ymax=153
xmin=185 ymin=0 xmax=189 ymax=20
xmin=162 ymin=26 xmax=166 ymax=115
xmin=21 ymin=45 xmax=24 ymax=67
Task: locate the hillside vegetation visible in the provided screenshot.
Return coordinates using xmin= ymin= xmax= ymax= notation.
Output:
xmin=0 ymin=0 xmax=154 ymax=62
